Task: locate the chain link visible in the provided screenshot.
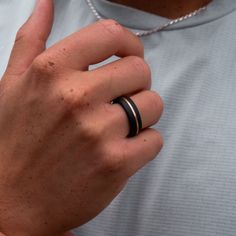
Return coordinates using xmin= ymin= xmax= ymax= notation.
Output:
xmin=85 ymin=0 xmax=207 ymax=37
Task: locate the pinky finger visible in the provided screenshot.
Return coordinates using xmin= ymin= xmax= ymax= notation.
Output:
xmin=120 ymin=128 xmax=163 ymax=177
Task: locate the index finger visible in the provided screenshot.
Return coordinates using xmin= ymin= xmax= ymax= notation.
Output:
xmin=44 ymin=19 xmax=144 ymax=71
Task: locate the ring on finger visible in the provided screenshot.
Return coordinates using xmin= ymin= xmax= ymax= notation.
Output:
xmin=112 ymin=96 xmax=142 ymax=137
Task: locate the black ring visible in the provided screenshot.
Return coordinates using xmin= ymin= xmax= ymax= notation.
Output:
xmin=112 ymin=96 xmax=142 ymax=137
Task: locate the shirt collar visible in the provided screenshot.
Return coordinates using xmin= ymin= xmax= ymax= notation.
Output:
xmin=91 ymin=0 xmax=236 ymax=31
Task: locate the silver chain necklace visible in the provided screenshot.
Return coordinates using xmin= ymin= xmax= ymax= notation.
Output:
xmin=85 ymin=0 xmax=208 ymax=37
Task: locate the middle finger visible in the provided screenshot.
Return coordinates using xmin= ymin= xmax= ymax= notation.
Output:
xmin=82 ymin=55 xmax=152 ymax=103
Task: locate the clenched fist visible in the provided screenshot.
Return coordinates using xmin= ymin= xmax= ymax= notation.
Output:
xmin=0 ymin=0 xmax=163 ymax=235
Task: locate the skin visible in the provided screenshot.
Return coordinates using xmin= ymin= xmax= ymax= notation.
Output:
xmin=110 ymin=0 xmax=212 ymax=18
xmin=0 ymin=0 xmax=163 ymax=235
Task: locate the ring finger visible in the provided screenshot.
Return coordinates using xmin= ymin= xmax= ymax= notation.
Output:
xmin=104 ymin=90 xmax=163 ymax=138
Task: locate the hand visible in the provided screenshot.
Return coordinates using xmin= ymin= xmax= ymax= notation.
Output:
xmin=0 ymin=0 xmax=163 ymax=235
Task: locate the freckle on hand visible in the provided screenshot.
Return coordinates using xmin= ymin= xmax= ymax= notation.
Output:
xmin=48 ymin=61 xmax=55 ymax=67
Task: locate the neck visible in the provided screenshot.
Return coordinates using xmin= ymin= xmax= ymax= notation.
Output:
xmin=109 ymin=0 xmax=212 ymax=19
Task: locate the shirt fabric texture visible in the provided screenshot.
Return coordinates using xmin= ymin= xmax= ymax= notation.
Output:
xmin=0 ymin=0 xmax=236 ymax=235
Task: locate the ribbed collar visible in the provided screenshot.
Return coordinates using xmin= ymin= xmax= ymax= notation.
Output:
xmin=91 ymin=0 xmax=236 ymax=31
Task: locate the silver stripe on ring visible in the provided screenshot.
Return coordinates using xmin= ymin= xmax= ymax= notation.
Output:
xmin=122 ymin=97 xmax=140 ymax=135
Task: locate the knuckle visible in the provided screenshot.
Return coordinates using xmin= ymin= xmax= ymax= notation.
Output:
xmin=149 ymin=91 xmax=164 ymax=115
xmin=129 ymin=56 xmax=151 ymax=86
xmin=15 ymin=25 xmax=43 ymax=47
xmin=157 ymin=94 xmax=164 ymax=115
xmin=61 ymin=86 xmax=91 ymax=112
xmin=15 ymin=26 xmax=27 ymax=43
xmin=31 ymin=56 xmax=48 ymax=73
xmin=155 ymin=131 xmax=164 ymax=150
xmin=31 ymin=55 xmax=55 ymax=76
xmin=15 ymin=26 xmax=45 ymax=51
xmin=100 ymin=147 xmax=125 ymax=174
xmin=146 ymin=129 xmax=164 ymax=158
xmin=98 ymin=19 xmax=125 ymax=40
xmin=79 ymin=122 xmax=105 ymax=144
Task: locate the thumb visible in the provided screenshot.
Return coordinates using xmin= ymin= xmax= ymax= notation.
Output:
xmin=5 ymin=0 xmax=54 ymax=76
